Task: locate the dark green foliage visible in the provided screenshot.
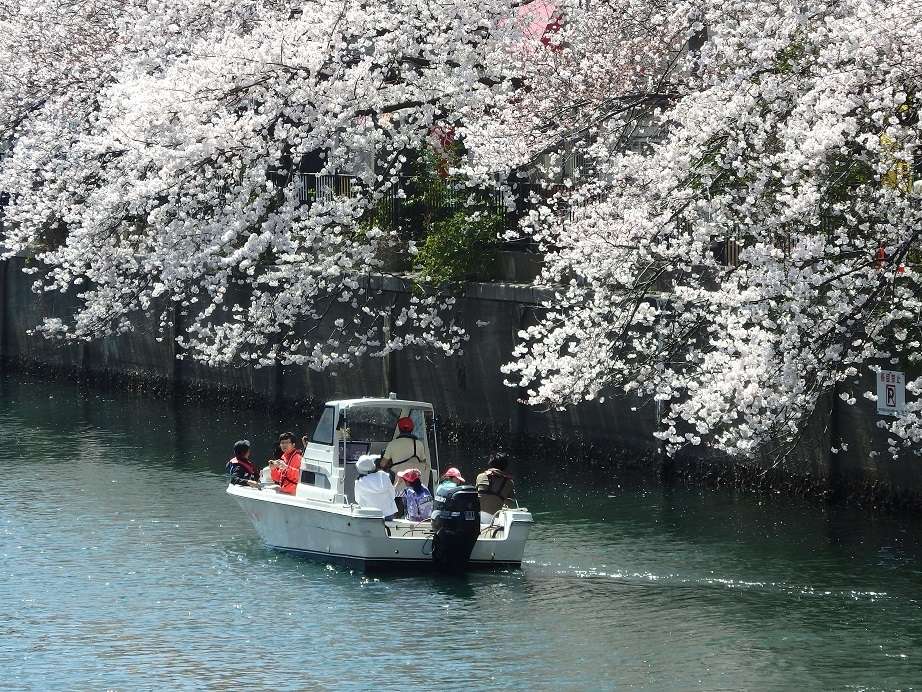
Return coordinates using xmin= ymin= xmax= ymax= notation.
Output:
xmin=358 ymin=146 xmax=505 ymax=284
xmin=414 ymin=208 xmax=503 ymax=285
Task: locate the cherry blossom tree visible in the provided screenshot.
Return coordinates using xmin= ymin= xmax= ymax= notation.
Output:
xmin=0 ymin=0 xmax=529 ymax=368
xmin=493 ymin=0 xmax=922 ymax=456
xmin=6 ymin=0 xmax=921 ymax=461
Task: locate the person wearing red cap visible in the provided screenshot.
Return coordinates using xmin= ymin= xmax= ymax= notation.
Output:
xmin=395 ymin=468 xmax=433 ymax=522
xmin=381 ymin=416 xmax=430 ymax=492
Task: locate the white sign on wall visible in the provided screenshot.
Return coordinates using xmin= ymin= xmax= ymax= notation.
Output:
xmin=877 ymin=370 xmax=906 ymax=416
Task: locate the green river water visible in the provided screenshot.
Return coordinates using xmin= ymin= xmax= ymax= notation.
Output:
xmin=0 ymin=372 xmax=920 ymax=691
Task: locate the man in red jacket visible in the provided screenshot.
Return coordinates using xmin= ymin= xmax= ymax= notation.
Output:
xmin=270 ymin=432 xmax=303 ymax=495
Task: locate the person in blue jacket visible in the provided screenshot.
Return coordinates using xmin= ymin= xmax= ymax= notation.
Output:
xmin=396 ymin=468 xmax=433 ymax=522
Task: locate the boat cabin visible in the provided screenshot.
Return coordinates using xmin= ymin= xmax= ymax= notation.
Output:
xmin=294 ymin=397 xmax=438 ymax=504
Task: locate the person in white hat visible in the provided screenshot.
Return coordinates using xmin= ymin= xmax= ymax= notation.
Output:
xmin=353 ymin=456 xmax=398 ymax=520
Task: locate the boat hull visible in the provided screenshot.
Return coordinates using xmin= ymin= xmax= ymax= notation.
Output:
xmin=227 ymin=485 xmax=532 ymax=572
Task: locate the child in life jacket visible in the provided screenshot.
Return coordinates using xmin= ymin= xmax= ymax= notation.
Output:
xmin=227 ymin=440 xmax=261 ymax=489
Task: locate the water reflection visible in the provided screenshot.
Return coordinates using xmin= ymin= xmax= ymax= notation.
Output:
xmin=2 ymin=372 xmax=921 ymax=690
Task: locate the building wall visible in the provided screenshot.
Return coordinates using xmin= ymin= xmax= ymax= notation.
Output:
xmin=1 ymin=255 xmax=918 ymax=510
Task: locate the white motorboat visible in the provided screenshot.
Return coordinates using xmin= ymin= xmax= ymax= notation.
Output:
xmin=227 ymin=396 xmax=533 ymax=572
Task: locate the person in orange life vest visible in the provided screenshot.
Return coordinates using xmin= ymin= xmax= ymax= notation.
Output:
xmin=227 ymin=439 xmax=261 ymax=489
xmin=259 ymin=442 xmax=283 ymax=485
xmin=270 ymin=432 xmax=302 ymax=494
xmin=476 ymin=453 xmax=515 ymax=524
xmin=383 ymin=417 xmax=430 ymax=492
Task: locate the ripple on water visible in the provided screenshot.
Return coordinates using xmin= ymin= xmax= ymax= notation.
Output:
xmin=2 ymin=375 xmax=922 ymax=690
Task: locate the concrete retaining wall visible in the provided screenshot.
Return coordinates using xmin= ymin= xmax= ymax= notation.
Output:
xmin=1 ymin=255 xmax=919 ymax=511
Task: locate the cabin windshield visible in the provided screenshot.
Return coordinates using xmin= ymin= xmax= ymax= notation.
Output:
xmin=344 ymin=406 xmax=424 ymax=443
xmin=345 ymin=406 xmax=400 ymax=442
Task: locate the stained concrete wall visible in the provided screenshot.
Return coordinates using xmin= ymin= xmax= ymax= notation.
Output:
xmin=1 ymin=255 xmax=919 ymax=511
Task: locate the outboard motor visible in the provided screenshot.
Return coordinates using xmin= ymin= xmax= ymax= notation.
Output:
xmin=431 ymin=484 xmax=480 ymax=573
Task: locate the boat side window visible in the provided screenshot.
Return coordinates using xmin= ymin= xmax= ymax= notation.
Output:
xmin=407 ymin=411 xmax=425 ymax=438
xmin=310 ymin=406 xmax=336 ymax=445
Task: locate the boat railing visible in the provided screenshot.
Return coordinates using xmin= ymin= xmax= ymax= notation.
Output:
xmin=480 ymin=523 xmax=505 ymax=539
xmin=384 ymin=519 xmax=434 ymax=539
